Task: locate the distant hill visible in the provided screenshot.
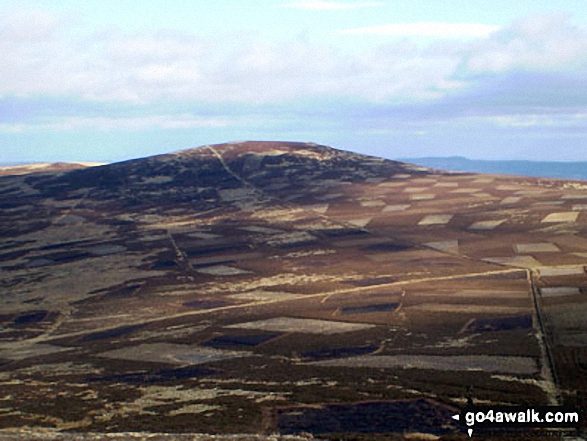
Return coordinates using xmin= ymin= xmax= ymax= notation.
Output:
xmin=1 ymin=141 xmax=587 ymax=436
xmin=0 ymin=162 xmax=106 ymax=176
xmin=400 ymin=157 xmax=587 ymax=181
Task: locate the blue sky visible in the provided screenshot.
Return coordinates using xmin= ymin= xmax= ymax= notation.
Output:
xmin=1 ymin=0 xmax=586 ymax=163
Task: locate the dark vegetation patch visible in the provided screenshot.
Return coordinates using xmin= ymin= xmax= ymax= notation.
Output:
xmin=0 ymin=239 xmax=35 ymax=251
xmin=182 ymin=299 xmax=228 ymax=309
xmin=12 ymin=310 xmax=49 ymax=326
xmin=185 ymin=245 xmax=250 ymax=257
xmin=363 ymin=243 xmax=410 ymax=253
xmin=0 ymin=273 xmax=48 ymax=290
xmin=150 ymin=259 xmax=177 ymax=269
xmin=275 ymin=240 xmax=319 ymax=250
xmin=0 ymin=185 xmax=23 ymax=195
xmin=39 ymin=239 xmax=94 ymax=251
xmin=275 ymin=399 xmax=457 ymax=435
xmin=344 ymin=277 xmax=395 ymax=287
xmin=321 ymin=228 xmax=369 ymax=238
xmin=24 ymin=258 xmax=53 ymax=268
xmin=100 ymin=218 xmax=135 ymax=226
xmin=202 ymin=332 xmax=281 ymax=349
xmin=22 ymin=297 xmax=44 ymax=304
xmin=87 ymin=283 xmax=142 ymax=298
xmin=0 ymin=314 xmax=13 ymax=325
xmin=190 ymin=259 xmax=236 ymax=268
xmin=341 ymin=303 xmax=399 ymax=315
xmin=39 ymin=250 xmax=92 ymax=263
xmin=80 ymin=324 xmax=146 ymax=342
xmin=302 ymin=345 xmax=378 ymax=360
xmin=0 ymin=249 xmax=29 ymax=262
xmin=90 ymin=365 xmax=219 ymax=384
xmin=468 ymin=315 xmax=533 ymax=333
xmin=0 ymin=201 xmax=22 ymax=209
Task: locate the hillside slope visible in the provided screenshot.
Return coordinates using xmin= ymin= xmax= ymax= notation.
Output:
xmin=0 ymin=141 xmax=586 ymax=438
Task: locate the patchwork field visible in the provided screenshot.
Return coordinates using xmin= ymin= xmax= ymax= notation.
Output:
xmin=0 ymin=141 xmax=586 ymax=439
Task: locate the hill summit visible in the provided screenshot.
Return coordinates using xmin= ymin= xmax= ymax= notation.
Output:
xmin=0 ymin=141 xmax=586 ymax=437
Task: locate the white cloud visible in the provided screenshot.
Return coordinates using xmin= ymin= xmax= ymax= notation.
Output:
xmin=343 ymin=22 xmax=500 ymax=38
xmin=2 ymin=6 xmax=587 ymax=128
xmin=281 ymin=0 xmax=384 ymax=10
xmin=0 ymin=7 xmax=61 ymax=41
xmin=0 ymin=124 xmax=26 ymax=133
xmin=467 ymin=14 xmax=587 ymax=72
xmin=479 ymin=113 xmax=587 ymax=128
xmin=0 ymin=10 xmax=463 ymax=105
xmin=0 ymin=115 xmax=239 ymax=133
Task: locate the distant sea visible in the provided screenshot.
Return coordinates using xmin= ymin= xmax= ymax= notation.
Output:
xmin=400 ymin=157 xmax=587 ymax=181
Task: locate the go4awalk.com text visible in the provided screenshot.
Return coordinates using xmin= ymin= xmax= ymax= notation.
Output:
xmin=452 ymin=405 xmax=581 ymax=437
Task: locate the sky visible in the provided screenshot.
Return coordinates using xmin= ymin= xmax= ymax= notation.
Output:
xmin=1 ymin=0 xmax=587 ymax=163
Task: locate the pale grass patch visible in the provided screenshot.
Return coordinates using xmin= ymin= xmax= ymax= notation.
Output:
xmin=195 ymin=265 xmax=252 ymax=276
xmin=406 ymin=304 xmax=528 ymax=314
xmin=0 ymin=344 xmax=74 ymax=361
xmin=450 ymin=188 xmax=482 ymax=193
xmin=414 ymin=289 xmax=527 ymax=298
xmin=434 ymin=182 xmax=459 ymax=188
xmin=251 ymin=207 xmax=308 ymax=222
xmin=515 ymin=189 xmax=546 ymax=196
xmin=218 ymin=187 xmax=257 ymax=202
xmin=310 ymin=354 xmax=538 ymax=374
xmin=140 ymin=175 xmax=173 ymax=184
xmin=417 ymin=214 xmax=453 ymax=226
xmin=316 ymin=193 xmax=344 ymax=201
xmin=404 ymin=187 xmax=429 ymax=193
xmin=202 ymin=272 xmax=357 ymax=294
xmin=411 ymin=178 xmax=437 ymax=184
xmin=561 ymin=194 xmax=587 ymax=200
xmin=540 ymin=287 xmax=581 ymax=297
xmin=410 ymin=193 xmax=435 ymax=200
xmin=383 ymin=204 xmax=411 ymax=212
xmin=541 ymin=212 xmax=579 ymax=223
xmin=239 ymin=226 xmax=283 ymax=234
xmin=229 ymin=291 xmax=304 ymax=302
xmin=424 ymin=240 xmax=458 ymax=252
xmin=98 ymin=343 xmax=250 ymax=365
xmin=491 ymin=375 xmax=558 ymax=402
xmin=514 ymin=243 xmax=560 ymax=253
xmin=538 ymin=266 xmax=585 ymax=277
xmin=281 ymin=249 xmax=337 ymax=258
xmin=304 ymin=203 xmax=329 ymax=213
xmin=265 ymin=231 xmax=316 ymax=246
xmin=360 ymin=199 xmax=386 ymax=207
xmin=501 ymin=196 xmax=522 ymax=204
xmin=227 ymin=317 xmax=376 ymax=334
xmin=433 ymin=334 xmax=478 ymax=349
xmin=484 ymin=255 xmax=542 ymax=268
xmin=469 ymin=219 xmax=506 ymax=230
xmin=169 ymin=404 xmax=222 ymax=415
xmin=345 ymin=217 xmax=372 ymax=227
xmin=378 ymin=181 xmax=406 ymax=187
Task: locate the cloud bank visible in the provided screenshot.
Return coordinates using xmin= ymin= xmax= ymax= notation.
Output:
xmin=281 ymin=1 xmax=385 ymax=10
xmin=343 ymin=22 xmax=501 ymax=38
xmin=1 ymin=7 xmax=586 ymax=160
